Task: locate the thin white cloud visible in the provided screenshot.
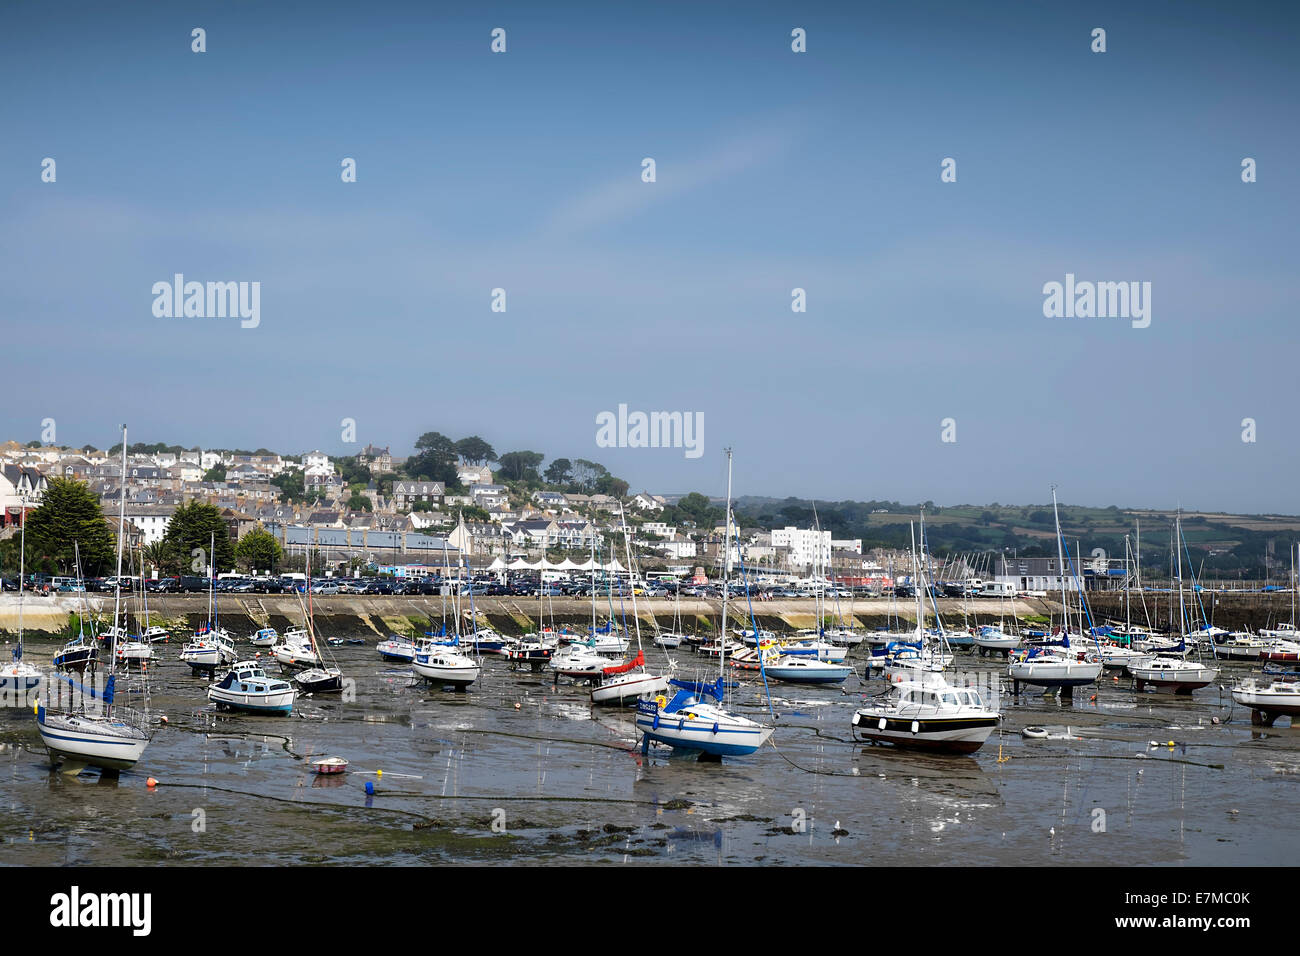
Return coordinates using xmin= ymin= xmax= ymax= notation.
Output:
xmin=540 ymin=128 xmax=791 ymax=238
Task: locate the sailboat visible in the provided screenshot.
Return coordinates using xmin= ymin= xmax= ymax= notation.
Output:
xmin=0 ymin=498 xmax=43 ymax=705
xmin=413 ymin=554 xmax=480 ymax=689
xmin=288 ymin=556 xmax=344 ymax=693
xmin=37 ymin=426 xmax=153 ymax=772
xmin=634 ymin=449 xmax=772 ymax=757
xmin=180 ymin=533 xmax=237 ymax=673
xmin=52 ymin=543 xmax=99 ymax=673
xmin=114 ymin=551 xmax=155 ymax=666
xmin=591 ymin=503 xmax=669 ymax=705
xmin=1129 ymin=513 xmax=1220 ymax=694
xmin=1006 ymin=488 xmax=1103 ymax=695
xmin=655 ymin=574 xmax=688 ymax=649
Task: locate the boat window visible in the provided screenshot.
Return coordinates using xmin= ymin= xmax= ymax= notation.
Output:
xmin=970 ymin=692 xmax=983 ymax=707
xmin=941 ymin=693 xmax=958 ymax=705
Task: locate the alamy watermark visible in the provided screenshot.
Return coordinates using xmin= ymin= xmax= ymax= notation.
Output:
xmin=152 ymin=274 xmax=260 ymax=328
xmin=595 ymin=404 xmax=703 ymax=459
xmin=1042 ymin=273 xmax=1150 ymax=329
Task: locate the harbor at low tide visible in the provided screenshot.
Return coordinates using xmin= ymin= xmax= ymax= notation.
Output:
xmin=2 ymin=635 xmax=1296 ymax=866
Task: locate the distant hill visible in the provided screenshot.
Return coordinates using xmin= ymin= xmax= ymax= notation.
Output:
xmin=729 ymin=497 xmax=1300 ymax=580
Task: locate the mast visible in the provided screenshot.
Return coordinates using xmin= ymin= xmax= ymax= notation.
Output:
xmin=1175 ymin=512 xmax=1187 ymax=637
xmin=15 ymin=494 xmax=25 ymax=658
xmin=719 ymin=448 xmax=733 ymax=680
xmin=1051 ymin=486 xmax=1069 ymax=639
xmin=111 ymin=425 xmax=128 ymax=671
xmin=618 ymin=501 xmax=644 ymax=661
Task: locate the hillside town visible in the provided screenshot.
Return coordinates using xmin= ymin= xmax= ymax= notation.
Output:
xmin=0 ymin=439 xmax=906 ymax=586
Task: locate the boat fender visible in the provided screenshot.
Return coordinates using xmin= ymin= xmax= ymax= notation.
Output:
xmin=878 ymin=717 xmax=887 ymax=731
xmin=712 ymin=722 xmax=719 ymax=735
xmin=652 ymin=714 xmax=660 ymax=730
xmin=678 ymin=718 xmax=685 ymax=731
xmin=910 ymin=720 xmax=919 ymax=735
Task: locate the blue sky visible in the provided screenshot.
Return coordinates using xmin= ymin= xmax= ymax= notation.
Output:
xmin=1 ymin=0 xmax=1296 ymax=511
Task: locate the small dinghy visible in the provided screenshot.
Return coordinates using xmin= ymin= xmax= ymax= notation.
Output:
xmin=311 ymin=756 xmax=348 ymax=775
xmin=1022 ymin=726 xmax=1049 ymax=739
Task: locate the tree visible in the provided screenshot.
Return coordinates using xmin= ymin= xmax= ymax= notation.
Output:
xmin=407 ymin=431 xmax=459 ymax=485
xmin=235 ymin=526 xmax=283 ymax=573
xmin=497 ymin=450 xmax=544 ymax=482
xmin=570 ymin=459 xmax=608 ymax=491
xmin=141 ymin=540 xmax=174 ymax=576
xmin=346 ymin=492 xmax=373 ymax=512
xmin=271 ymin=468 xmax=308 ymax=503
xmin=203 ymin=464 xmax=226 ymax=481
xmin=337 ymin=457 xmax=371 ymax=486
xmin=163 ymin=501 xmax=235 ymax=573
xmin=23 ymin=479 xmax=116 ymax=575
xmin=543 ymin=458 xmax=573 ymax=486
xmin=597 ymin=475 xmax=629 ymax=499
xmin=455 ymin=436 xmax=496 ymax=465
xmin=676 ymin=492 xmax=720 ymax=528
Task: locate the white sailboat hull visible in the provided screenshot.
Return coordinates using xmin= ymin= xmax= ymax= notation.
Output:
xmin=412 ymin=656 xmax=480 ymax=687
xmin=592 ymin=671 xmax=669 ymax=705
xmin=37 ymin=709 xmax=150 ymax=771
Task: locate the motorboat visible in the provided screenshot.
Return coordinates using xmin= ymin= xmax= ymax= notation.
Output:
xmin=1130 ymin=657 xmax=1219 ymax=694
xmin=376 ymin=635 xmax=417 ymax=662
xmin=549 ymin=643 xmax=608 ymax=679
xmin=208 ymin=660 xmax=296 ymax=714
xmin=851 ymin=677 xmax=1000 ymax=754
xmin=764 ymin=655 xmax=853 ymax=684
xmin=1261 ymin=639 xmax=1300 ymax=663
xmin=249 ymin=627 xmax=279 ymax=648
xmin=1211 ymin=632 xmax=1270 ymax=661
xmin=142 ymin=625 xmax=171 ymax=644
xmin=1232 ymin=676 xmax=1300 ymax=726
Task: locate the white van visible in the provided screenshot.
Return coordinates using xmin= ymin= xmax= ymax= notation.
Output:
xmin=979 ymin=581 xmax=1017 ymax=598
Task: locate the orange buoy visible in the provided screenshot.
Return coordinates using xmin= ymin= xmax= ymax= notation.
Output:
xmin=146 ymin=777 xmax=158 ymax=788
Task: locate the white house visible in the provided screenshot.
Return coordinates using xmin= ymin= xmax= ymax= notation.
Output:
xmin=631 ymin=491 xmax=665 ymax=512
xmin=458 ymin=463 xmax=493 ymax=486
xmin=770 ymin=526 xmax=832 ymax=571
xmin=304 ymin=450 xmax=331 ymax=471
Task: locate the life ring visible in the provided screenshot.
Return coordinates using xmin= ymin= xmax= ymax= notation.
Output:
xmin=654 ymin=695 xmax=667 ymax=708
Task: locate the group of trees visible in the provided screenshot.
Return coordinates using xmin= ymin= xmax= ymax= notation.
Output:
xmin=2 ymin=482 xmax=282 ymax=578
